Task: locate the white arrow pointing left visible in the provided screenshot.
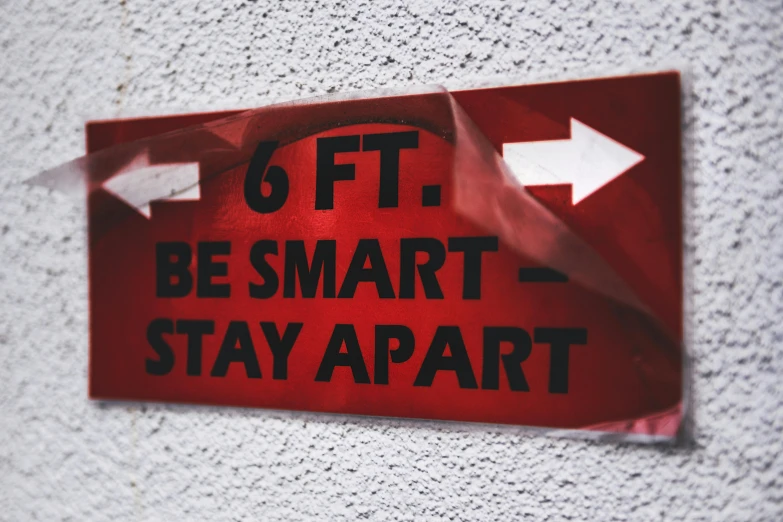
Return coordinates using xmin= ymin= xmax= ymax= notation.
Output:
xmin=502 ymin=118 xmax=644 ymax=204
xmin=103 ymin=161 xmax=201 ymax=218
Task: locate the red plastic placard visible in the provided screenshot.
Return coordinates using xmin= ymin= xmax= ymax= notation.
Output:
xmin=76 ymin=73 xmax=682 ymax=436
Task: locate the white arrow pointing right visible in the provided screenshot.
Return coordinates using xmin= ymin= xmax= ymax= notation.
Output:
xmin=502 ymin=118 xmax=645 ymax=204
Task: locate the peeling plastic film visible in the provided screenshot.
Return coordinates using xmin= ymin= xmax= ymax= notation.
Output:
xmin=30 ymin=74 xmax=685 ymax=442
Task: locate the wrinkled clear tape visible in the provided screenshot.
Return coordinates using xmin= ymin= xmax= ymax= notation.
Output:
xmin=28 ymin=86 xmax=682 ymax=441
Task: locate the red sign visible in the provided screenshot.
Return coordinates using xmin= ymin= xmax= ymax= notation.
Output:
xmin=81 ymin=73 xmax=683 ymax=436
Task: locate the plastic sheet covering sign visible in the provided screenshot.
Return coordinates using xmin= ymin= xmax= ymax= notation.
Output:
xmin=32 ymin=72 xmax=684 ymax=439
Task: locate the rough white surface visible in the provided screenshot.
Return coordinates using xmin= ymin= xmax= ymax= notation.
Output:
xmin=1 ymin=0 xmax=781 ymax=520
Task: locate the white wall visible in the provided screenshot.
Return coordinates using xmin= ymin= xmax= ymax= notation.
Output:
xmin=1 ymin=1 xmax=781 ymax=520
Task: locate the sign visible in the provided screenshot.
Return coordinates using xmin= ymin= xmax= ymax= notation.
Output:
xmin=80 ymin=72 xmax=683 ymax=436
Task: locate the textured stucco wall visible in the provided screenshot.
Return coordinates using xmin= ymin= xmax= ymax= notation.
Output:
xmin=1 ymin=1 xmax=781 ymax=520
